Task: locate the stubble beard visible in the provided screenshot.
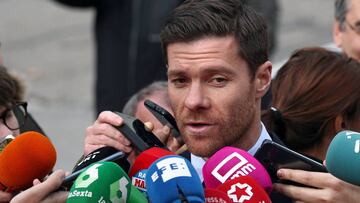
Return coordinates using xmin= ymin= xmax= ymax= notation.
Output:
xmin=179 ymin=93 xmax=256 ymax=158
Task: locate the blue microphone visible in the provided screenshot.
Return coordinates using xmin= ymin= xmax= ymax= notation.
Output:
xmin=145 ymin=155 xmax=205 ymax=203
xmin=326 ymin=130 xmax=360 ymax=185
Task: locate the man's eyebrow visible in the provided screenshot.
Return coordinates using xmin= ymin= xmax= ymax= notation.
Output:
xmin=202 ymin=66 xmax=237 ymax=75
xmin=168 ymin=66 xmax=237 ymax=77
xmin=167 ymin=69 xmax=186 ymax=77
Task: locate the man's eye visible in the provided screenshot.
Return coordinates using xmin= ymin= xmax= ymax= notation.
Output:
xmin=210 ymin=77 xmax=227 ymax=86
xmin=171 ymin=78 xmax=188 ymax=87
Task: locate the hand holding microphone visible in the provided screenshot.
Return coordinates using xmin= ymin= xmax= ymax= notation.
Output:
xmin=10 ymin=170 xmax=68 ymax=203
xmin=272 ymin=130 xmax=360 ymax=202
xmin=273 ymin=168 xmax=360 ymax=203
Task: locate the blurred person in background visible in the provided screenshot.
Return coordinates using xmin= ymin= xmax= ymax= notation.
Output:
xmin=334 ymin=0 xmax=360 ymax=61
xmin=121 ymin=80 xmax=180 ymax=152
xmin=0 ymin=48 xmax=52 ymax=201
xmin=0 ymin=65 xmax=26 ymax=201
xmin=263 ymin=47 xmax=360 ymax=202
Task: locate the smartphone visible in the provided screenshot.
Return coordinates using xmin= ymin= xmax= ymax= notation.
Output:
xmin=254 ymin=139 xmax=327 ymax=184
xmin=113 ymin=111 xmax=166 ymax=152
xmin=144 ymin=99 xmax=183 ymax=144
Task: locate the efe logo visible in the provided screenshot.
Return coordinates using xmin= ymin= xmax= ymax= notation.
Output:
xmin=150 ymin=157 xmax=191 ymax=182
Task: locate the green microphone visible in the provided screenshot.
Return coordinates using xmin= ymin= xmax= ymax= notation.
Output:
xmin=66 ymin=161 xmax=147 ymax=203
xmin=326 ymin=130 xmax=360 ymax=186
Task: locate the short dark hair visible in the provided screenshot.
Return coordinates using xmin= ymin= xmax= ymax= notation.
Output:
xmin=0 ymin=65 xmax=24 ymax=107
xmin=335 ymin=0 xmax=350 ymax=31
xmin=160 ymin=0 xmax=269 ymax=76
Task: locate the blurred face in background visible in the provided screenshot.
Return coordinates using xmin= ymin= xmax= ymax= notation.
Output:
xmin=334 ymin=0 xmax=360 ymax=61
xmin=135 ymin=90 xmax=173 ymax=131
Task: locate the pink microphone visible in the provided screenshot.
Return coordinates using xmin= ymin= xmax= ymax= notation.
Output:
xmin=203 ymin=146 xmax=272 ymax=193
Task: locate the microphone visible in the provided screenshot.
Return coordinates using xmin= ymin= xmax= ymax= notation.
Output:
xmin=202 ymin=146 xmax=272 ymax=193
xmin=62 ymin=147 xmax=129 ymax=190
xmin=217 ymin=176 xmax=271 ymax=203
xmin=326 ymin=130 xmax=360 ymax=185
xmin=129 ymin=147 xmax=175 ymax=197
xmin=205 ymin=188 xmax=232 ymax=203
xmin=128 ymin=147 xmax=175 ymax=178
xmin=66 ymin=161 xmax=147 ymax=203
xmin=73 ymin=146 xmax=131 ymax=173
xmin=131 ymin=169 xmax=147 ymax=195
xmin=145 ymin=155 xmax=205 ymax=203
xmin=0 ymin=131 xmax=56 ymax=192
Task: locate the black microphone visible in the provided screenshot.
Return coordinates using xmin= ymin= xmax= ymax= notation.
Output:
xmin=73 ymin=146 xmax=130 ymax=172
xmin=61 ymin=147 xmax=129 ymax=190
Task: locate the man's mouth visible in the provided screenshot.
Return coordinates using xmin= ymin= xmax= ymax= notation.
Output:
xmin=183 ymin=122 xmax=214 ymax=134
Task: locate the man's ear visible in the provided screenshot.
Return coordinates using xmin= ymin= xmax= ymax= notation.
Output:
xmin=255 ymin=61 xmax=272 ymax=99
xmin=333 ymin=21 xmax=343 ymax=48
xmin=334 ymin=115 xmax=347 ymax=132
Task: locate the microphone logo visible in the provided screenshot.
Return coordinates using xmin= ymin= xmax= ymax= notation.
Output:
xmin=150 ymin=157 xmax=191 ymax=182
xmin=211 ymin=152 xmax=256 ymax=183
xmin=354 ymin=139 xmax=360 ymax=154
xmin=345 ymin=131 xmax=360 ymax=154
xmin=227 ymin=183 xmax=253 ymax=203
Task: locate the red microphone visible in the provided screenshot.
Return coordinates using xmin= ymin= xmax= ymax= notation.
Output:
xmin=205 ymin=188 xmax=233 ymax=203
xmin=128 ymin=147 xmax=174 ymax=193
xmin=217 ymin=176 xmax=271 ymax=203
xmin=128 ymin=147 xmax=174 ymax=178
xmin=0 ymin=131 xmax=56 ymax=192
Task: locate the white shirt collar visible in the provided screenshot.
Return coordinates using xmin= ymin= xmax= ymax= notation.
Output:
xmin=191 ymin=122 xmax=271 ymax=181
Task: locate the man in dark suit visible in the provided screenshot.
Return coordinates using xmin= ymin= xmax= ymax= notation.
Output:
xmin=83 ymin=0 xmax=286 ymax=200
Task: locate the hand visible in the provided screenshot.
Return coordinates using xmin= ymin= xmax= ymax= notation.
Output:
xmin=10 ymin=170 xmax=69 ymax=203
xmin=273 ymin=168 xmax=360 ymax=203
xmin=144 ymin=122 xmax=183 ymax=152
xmin=0 ymin=191 xmax=13 ymax=203
xmin=84 ymin=111 xmax=134 ymax=156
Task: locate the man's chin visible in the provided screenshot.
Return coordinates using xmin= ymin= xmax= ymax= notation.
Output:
xmin=187 ymin=143 xmax=219 ymax=158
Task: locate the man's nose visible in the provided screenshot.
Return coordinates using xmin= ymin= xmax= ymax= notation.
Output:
xmin=184 ymin=83 xmax=210 ymax=111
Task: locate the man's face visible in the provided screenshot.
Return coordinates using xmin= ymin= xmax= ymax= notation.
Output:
xmin=135 ymin=91 xmax=173 ymax=131
xmin=334 ymin=0 xmax=360 ymax=61
xmin=167 ymin=36 xmax=259 ymax=157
